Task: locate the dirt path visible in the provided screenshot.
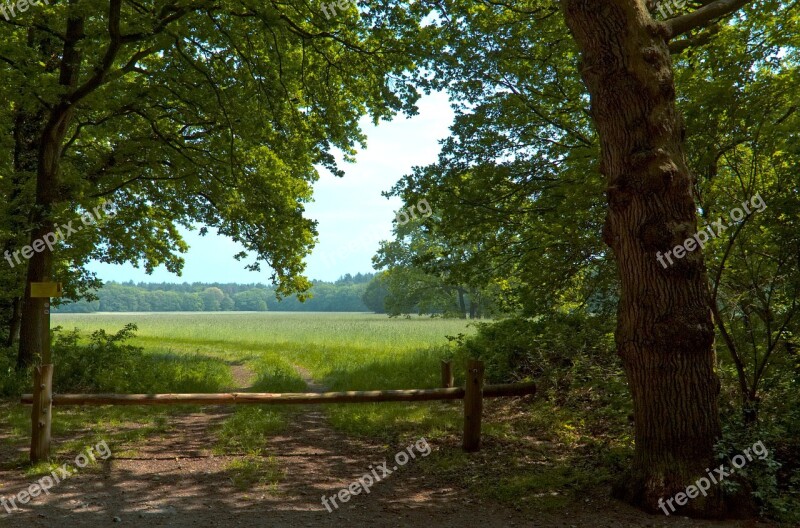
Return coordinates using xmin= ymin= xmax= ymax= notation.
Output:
xmin=0 ymin=365 xmax=777 ymax=528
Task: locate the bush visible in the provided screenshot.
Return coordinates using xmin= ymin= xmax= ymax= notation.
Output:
xmin=716 ymin=416 xmax=800 ymax=523
xmin=0 ymin=348 xmax=29 ymax=398
xmin=52 ymin=324 xmax=232 ymax=393
xmin=53 ymin=324 xmax=143 ymax=393
xmin=452 ymin=313 xmax=630 ymax=431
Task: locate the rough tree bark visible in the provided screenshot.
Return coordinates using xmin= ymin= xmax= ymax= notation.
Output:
xmin=18 ymin=15 xmax=86 ymax=368
xmin=561 ymin=0 xmax=747 ymax=517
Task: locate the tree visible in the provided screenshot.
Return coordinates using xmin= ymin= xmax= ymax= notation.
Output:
xmin=395 ymin=0 xmax=789 ymax=516
xmin=233 ymin=290 xmax=269 ymax=312
xmin=362 ymin=273 xmax=389 ymax=313
xmin=0 ymin=0 xmax=428 ymax=366
xmin=200 ymin=287 xmax=225 ymax=312
xmin=677 ymin=20 xmax=800 ymax=425
xmin=372 ymin=203 xmax=502 ymax=318
xmin=560 ymin=0 xmax=770 ymax=515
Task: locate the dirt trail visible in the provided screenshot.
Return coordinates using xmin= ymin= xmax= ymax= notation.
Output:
xmin=0 ymin=365 xmax=775 ymax=528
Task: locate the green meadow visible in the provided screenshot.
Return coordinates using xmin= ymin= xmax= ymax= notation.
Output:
xmin=73 ymin=312 xmax=474 ymax=436
xmin=0 ymin=312 xmax=632 ymax=511
xmin=51 ymin=312 xmax=474 ymax=391
xmin=23 ymin=313 xmax=477 ymax=448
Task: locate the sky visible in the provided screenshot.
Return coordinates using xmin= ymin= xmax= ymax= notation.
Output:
xmin=88 ymin=92 xmax=455 ymax=284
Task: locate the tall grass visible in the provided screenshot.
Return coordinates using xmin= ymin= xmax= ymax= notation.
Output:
xmin=40 ymin=313 xmax=477 ymax=447
xmin=51 ymin=312 xmax=475 ymax=395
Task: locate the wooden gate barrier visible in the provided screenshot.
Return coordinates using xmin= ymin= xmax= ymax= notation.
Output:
xmin=22 ymin=359 xmax=535 ymax=460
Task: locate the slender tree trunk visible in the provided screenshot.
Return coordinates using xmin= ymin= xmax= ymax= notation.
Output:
xmin=457 ymin=288 xmax=467 ymax=319
xmin=17 ymin=173 xmax=58 ymax=368
xmin=6 ymin=297 xmax=22 ymax=348
xmin=18 ymin=14 xmax=85 ymax=368
xmin=562 ymin=0 xmax=737 ymax=517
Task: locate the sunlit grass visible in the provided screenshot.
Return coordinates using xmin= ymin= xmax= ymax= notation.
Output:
xmin=225 ymin=453 xmax=284 ymax=492
xmin=48 ymin=312 xmax=476 ymax=442
xmin=214 ymin=407 xmax=288 ymax=455
xmin=53 ymin=312 xmax=472 ymax=353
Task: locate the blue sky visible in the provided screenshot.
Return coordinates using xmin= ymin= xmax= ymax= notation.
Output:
xmin=88 ymin=92 xmax=454 ymax=284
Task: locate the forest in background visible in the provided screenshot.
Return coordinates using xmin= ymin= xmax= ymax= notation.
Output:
xmin=54 ymin=271 xmax=500 ymax=317
xmin=54 ymin=274 xmax=375 ymax=313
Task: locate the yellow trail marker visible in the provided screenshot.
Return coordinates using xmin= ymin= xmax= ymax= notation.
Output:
xmin=30 ymin=282 xmax=63 ymax=298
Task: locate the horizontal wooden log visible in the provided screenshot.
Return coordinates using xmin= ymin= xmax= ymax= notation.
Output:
xmin=21 ymin=382 xmax=535 ymax=407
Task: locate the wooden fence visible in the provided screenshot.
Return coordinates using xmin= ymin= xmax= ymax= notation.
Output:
xmin=22 ymin=359 xmax=536 ymax=460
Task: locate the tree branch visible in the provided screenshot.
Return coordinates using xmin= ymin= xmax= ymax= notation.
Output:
xmin=668 ymin=24 xmax=720 ymax=54
xmin=665 ymin=0 xmax=753 ymax=39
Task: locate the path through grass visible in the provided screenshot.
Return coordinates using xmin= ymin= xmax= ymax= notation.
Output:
xmin=49 ymin=312 xmax=477 ymax=445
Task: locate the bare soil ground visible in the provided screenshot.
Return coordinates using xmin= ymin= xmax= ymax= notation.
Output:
xmin=0 ymin=366 xmax=780 ymax=528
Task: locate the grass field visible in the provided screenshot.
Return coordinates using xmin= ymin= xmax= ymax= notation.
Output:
xmin=0 ymin=312 xmax=633 ymax=512
xmin=3 ymin=312 xmax=477 ymax=466
xmin=53 ymin=311 xmax=471 ymax=349
xmin=52 ymin=311 xmax=475 ymax=389
xmin=43 ymin=313 xmax=478 ymax=441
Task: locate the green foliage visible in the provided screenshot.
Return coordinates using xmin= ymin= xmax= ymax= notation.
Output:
xmin=51 ymin=324 xmax=232 ymax=393
xmin=232 ymin=290 xmax=270 ymax=312
xmin=0 ymin=0 xmax=433 ymax=335
xmin=361 ymin=272 xmax=389 ymax=313
xmin=382 ymin=0 xmax=609 ymax=320
xmin=715 ymin=418 xmax=800 ymax=523
xmin=452 ymin=313 xmax=632 ymax=444
xmin=454 ymin=314 xmax=613 ymax=380
xmin=373 ymin=217 xmax=504 ymax=318
xmin=673 ymin=2 xmax=800 ymax=432
xmin=0 ymin=347 xmax=29 ymax=397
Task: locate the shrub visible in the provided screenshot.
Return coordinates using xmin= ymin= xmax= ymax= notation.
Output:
xmin=452 ymin=313 xmax=629 ymax=431
xmin=51 ymin=324 xmax=232 ymax=393
xmin=0 ymin=348 xmax=29 ymax=397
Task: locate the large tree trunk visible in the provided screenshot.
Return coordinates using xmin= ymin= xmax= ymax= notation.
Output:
xmin=17 ymin=147 xmax=60 ymax=368
xmin=562 ymin=0 xmax=737 ymax=517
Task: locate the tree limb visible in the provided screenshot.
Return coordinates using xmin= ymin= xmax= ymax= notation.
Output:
xmin=668 ymin=24 xmax=720 ymax=54
xmin=665 ymin=0 xmax=753 ymax=39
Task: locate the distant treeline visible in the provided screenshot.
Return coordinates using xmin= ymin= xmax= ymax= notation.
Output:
xmin=54 ymin=274 xmax=374 ymax=313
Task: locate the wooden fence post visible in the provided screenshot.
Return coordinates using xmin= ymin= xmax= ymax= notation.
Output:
xmin=31 ymin=363 xmax=53 ymax=462
xmin=462 ymin=359 xmax=484 ymax=452
xmin=441 ymin=360 xmax=454 ymax=388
